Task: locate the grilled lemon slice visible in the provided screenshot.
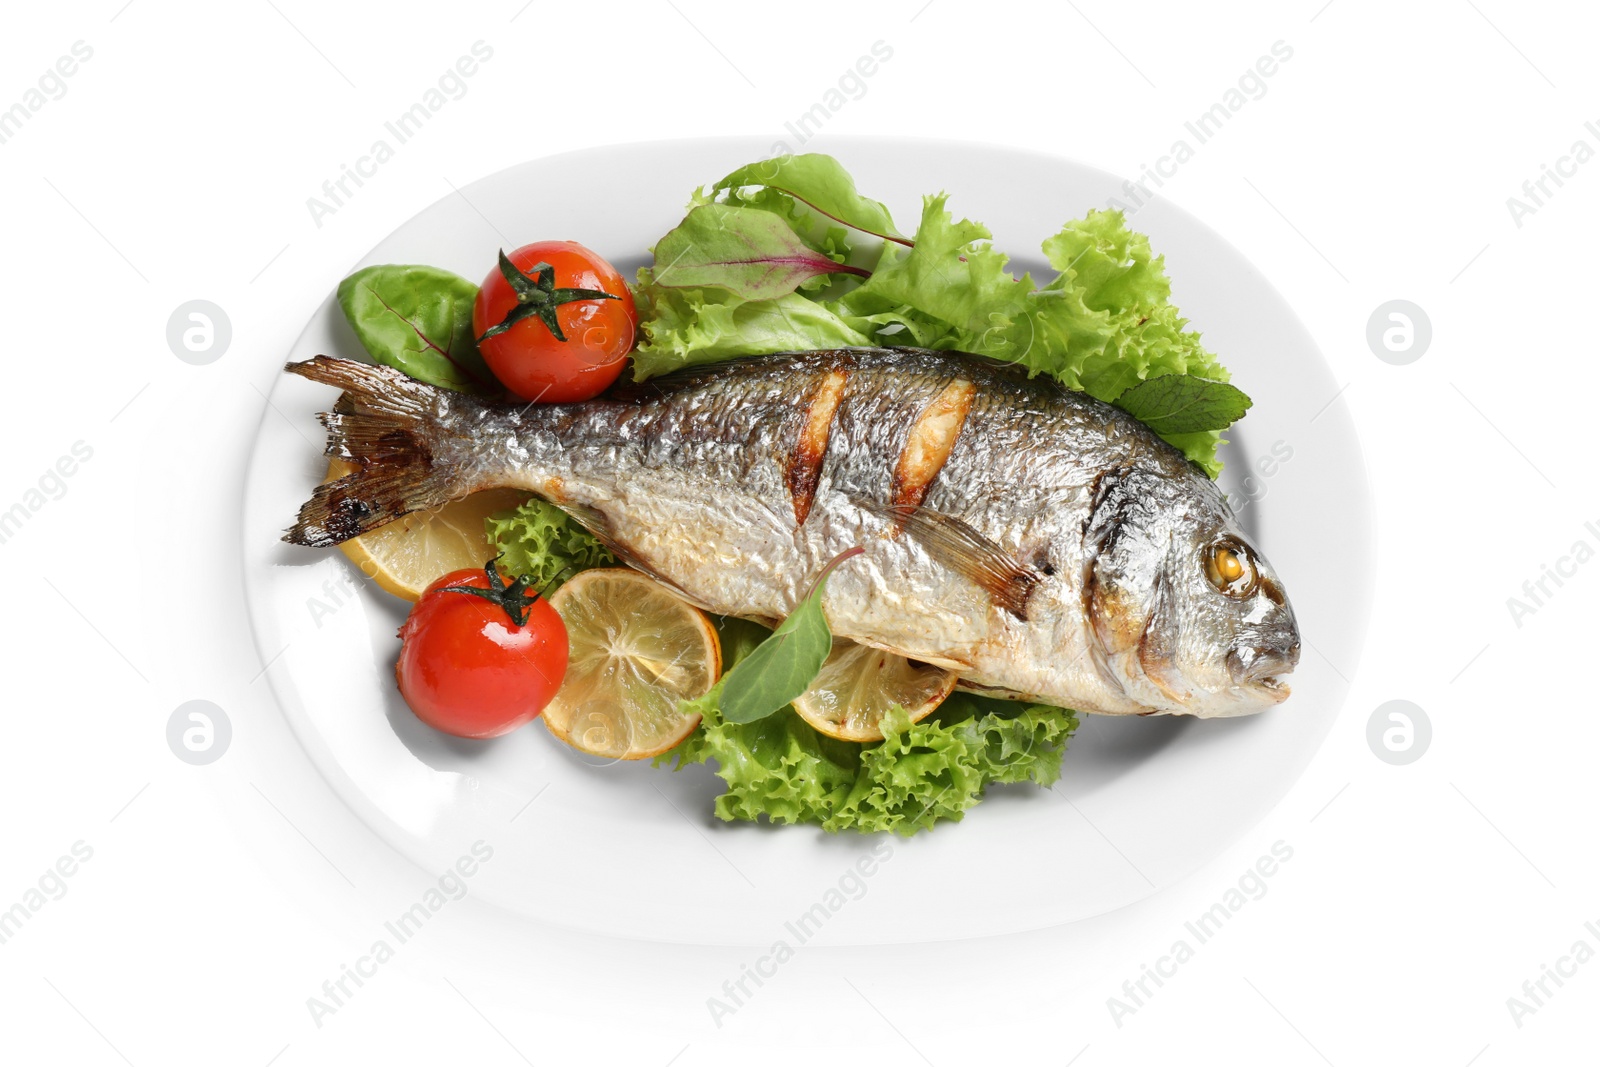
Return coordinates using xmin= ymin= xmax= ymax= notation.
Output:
xmin=792 ymin=640 xmax=958 ymax=742
xmin=542 ymin=568 xmax=720 ymax=760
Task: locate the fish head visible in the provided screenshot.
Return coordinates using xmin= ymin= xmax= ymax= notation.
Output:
xmin=1082 ymin=467 xmax=1300 ymax=717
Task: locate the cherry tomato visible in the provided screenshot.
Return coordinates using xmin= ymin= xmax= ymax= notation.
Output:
xmin=473 ymin=241 xmax=637 ymax=403
xmin=395 ymin=562 xmax=568 ymax=739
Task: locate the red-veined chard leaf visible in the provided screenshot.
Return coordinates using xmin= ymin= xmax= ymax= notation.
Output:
xmin=651 ymin=204 xmax=870 ymax=301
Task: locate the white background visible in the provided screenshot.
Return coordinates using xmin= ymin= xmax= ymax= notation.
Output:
xmin=2 ymin=1 xmax=1595 ymax=1063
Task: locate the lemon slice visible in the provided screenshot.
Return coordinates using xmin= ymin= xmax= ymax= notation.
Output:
xmin=543 ymin=568 xmax=720 ymax=760
xmin=792 ymin=640 xmax=958 ymax=742
xmin=325 ymin=459 xmax=531 ymax=601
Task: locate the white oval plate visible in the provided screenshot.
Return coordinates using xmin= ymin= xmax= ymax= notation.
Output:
xmin=242 ymin=137 xmax=1371 ymax=946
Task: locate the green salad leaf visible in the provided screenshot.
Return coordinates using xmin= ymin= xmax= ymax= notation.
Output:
xmin=662 ymin=689 xmax=1077 ymax=835
xmin=712 ymin=154 xmax=909 ymax=245
xmin=336 ymin=265 xmax=494 ymax=393
xmin=1114 ymin=375 xmax=1252 ymax=435
xmin=484 ymin=497 xmax=615 ymax=592
xmin=840 ymin=194 xmax=1031 ymax=335
xmin=718 ymin=548 xmax=862 ymax=724
xmin=709 ymin=184 xmax=859 ymax=282
xmin=630 ymin=155 xmax=1247 ymax=475
xmin=652 ymin=204 xmax=868 ymax=300
xmin=631 ymin=272 xmax=872 ymax=379
xmin=656 ymin=612 xmax=1078 ymax=835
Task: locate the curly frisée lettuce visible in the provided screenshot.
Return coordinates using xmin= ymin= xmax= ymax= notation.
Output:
xmin=632 ymin=154 xmax=1245 ymax=476
xmin=484 ymin=498 xmax=616 ymax=592
xmin=662 ymin=689 xmax=1077 ymax=836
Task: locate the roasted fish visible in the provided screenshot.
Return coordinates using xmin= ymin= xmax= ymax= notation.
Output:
xmin=284 ymin=348 xmax=1300 ymax=718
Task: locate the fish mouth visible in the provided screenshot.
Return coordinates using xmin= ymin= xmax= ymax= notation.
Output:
xmin=1227 ymin=644 xmax=1299 ymax=703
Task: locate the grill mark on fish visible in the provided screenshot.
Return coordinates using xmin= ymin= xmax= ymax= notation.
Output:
xmin=785 ymin=368 xmax=848 ymax=525
xmin=891 ymin=377 xmax=975 ymax=519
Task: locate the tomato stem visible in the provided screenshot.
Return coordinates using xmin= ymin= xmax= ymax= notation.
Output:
xmin=478 ymin=250 xmax=620 ymax=344
xmin=441 ymin=557 xmax=545 ymax=626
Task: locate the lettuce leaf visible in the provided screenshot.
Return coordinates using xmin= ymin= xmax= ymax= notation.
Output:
xmin=631 ymin=267 xmax=872 ymax=380
xmin=842 ymin=198 xmax=1233 ymax=475
xmin=840 ymin=194 xmax=1034 ymax=335
xmin=659 ymin=623 xmax=1078 ymax=835
xmin=630 ymin=158 xmax=1242 ymax=475
xmin=484 ymin=498 xmax=615 ymax=592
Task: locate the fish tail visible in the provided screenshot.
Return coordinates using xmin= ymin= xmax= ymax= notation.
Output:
xmin=282 ymin=356 xmax=478 ymax=547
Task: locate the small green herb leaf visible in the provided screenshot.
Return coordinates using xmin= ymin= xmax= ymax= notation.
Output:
xmin=336 ymin=265 xmax=496 ymax=393
xmin=717 ymin=547 xmax=864 ymax=724
xmin=652 ymin=204 xmax=870 ymax=301
xmin=1113 ymin=375 xmax=1253 ymax=435
xmin=713 ymin=154 xmax=910 ymax=246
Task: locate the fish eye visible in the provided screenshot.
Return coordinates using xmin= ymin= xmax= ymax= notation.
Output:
xmin=1204 ymin=540 xmax=1258 ymax=597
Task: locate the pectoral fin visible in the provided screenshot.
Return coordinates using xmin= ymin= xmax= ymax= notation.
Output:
xmin=555 ymin=501 xmax=714 ymax=610
xmin=859 ymin=500 xmax=1041 ymax=620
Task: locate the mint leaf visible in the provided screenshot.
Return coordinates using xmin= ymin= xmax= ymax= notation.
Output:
xmin=1113 ymin=375 xmax=1252 ymax=435
xmin=651 ymin=204 xmax=868 ymax=301
xmin=718 ymin=548 xmax=863 ymax=724
xmin=713 ymin=154 xmax=909 ymax=245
